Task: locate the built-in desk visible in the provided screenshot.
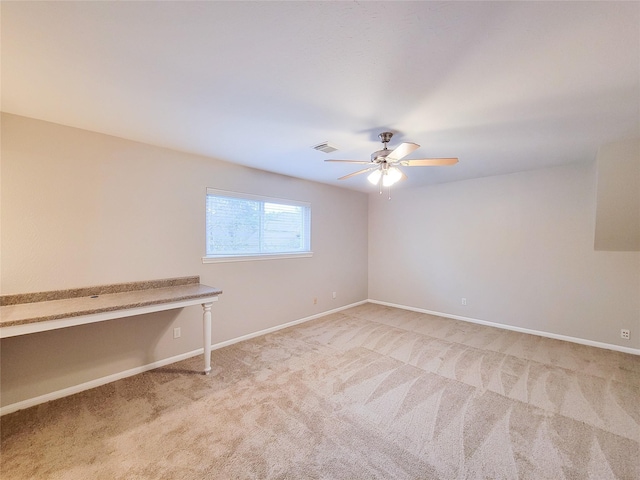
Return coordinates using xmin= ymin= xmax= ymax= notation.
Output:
xmin=0 ymin=276 xmax=223 ymax=374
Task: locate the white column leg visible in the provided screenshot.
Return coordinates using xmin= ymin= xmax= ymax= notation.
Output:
xmin=202 ymin=302 xmax=213 ymax=375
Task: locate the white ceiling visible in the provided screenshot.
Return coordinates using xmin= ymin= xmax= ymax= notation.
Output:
xmin=2 ymin=1 xmax=639 ymax=192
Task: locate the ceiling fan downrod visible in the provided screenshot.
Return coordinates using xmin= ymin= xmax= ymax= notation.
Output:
xmin=372 ymin=132 xmax=395 ymax=163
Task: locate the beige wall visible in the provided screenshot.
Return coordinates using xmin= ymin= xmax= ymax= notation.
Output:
xmin=594 ymin=138 xmax=640 ymax=251
xmin=368 ymin=163 xmax=640 ymax=350
xmin=0 ymin=113 xmax=369 ymax=406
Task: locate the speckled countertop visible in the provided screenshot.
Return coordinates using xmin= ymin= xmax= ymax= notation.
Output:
xmin=0 ymin=276 xmax=222 ymax=328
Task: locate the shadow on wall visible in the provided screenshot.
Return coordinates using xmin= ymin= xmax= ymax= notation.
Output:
xmin=594 ymin=138 xmax=640 ymax=251
xmin=0 ymin=309 xmax=184 ymax=407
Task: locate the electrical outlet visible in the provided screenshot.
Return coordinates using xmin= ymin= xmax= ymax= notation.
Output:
xmin=461 ymin=298 xmax=467 ymax=306
xmin=173 ymin=327 xmax=181 ymax=339
xmin=621 ymin=329 xmax=630 ymax=340
xmin=313 ymin=297 xmax=317 ymax=305
xmin=332 ymin=292 xmax=337 ymax=299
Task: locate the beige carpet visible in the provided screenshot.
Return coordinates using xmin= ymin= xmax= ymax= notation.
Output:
xmin=1 ymin=303 xmax=639 ymax=479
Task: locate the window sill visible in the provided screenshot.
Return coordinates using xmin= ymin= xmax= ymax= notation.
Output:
xmin=202 ymin=252 xmax=313 ymax=264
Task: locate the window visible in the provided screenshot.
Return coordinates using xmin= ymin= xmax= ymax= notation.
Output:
xmin=203 ymin=188 xmax=312 ymax=262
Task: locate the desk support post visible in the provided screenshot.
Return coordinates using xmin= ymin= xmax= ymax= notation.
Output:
xmin=202 ymin=302 xmax=213 ymax=375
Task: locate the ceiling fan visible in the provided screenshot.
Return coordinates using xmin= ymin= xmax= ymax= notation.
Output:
xmin=325 ymin=132 xmax=458 ymax=188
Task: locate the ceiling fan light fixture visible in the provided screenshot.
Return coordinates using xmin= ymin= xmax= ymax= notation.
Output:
xmin=382 ymin=166 xmax=402 ymax=187
xmin=367 ymin=169 xmax=382 ymax=185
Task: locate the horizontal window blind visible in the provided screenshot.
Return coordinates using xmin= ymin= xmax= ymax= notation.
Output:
xmin=205 ymin=189 xmax=311 ymax=258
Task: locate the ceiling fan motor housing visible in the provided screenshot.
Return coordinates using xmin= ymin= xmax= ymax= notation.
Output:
xmin=371 ymin=149 xmax=391 ymax=163
xmin=372 ymin=132 xmax=395 ymax=162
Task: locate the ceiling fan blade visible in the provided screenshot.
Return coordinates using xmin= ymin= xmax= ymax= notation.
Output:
xmin=325 ymin=159 xmax=372 ymax=164
xmin=401 ymin=157 xmax=459 ymax=167
xmin=338 ymin=166 xmax=377 ymax=180
xmin=386 ymin=142 xmax=420 ymax=161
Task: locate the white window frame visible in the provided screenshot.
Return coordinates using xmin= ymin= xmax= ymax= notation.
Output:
xmin=202 ymin=188 xmax=312 ymax=263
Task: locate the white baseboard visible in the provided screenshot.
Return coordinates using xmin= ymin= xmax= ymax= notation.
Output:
xmin=0 ymin=349 xmax=205 ymax=416
xmin=0 ymin=300 xmax=368 ymax=416
xmin=210 ymin=300 xmax=368 ymax=350
xmin=11 ymin=297 xmax=632 ymax=416
xmin=368 ymin=299 xmax=640 ymax=356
